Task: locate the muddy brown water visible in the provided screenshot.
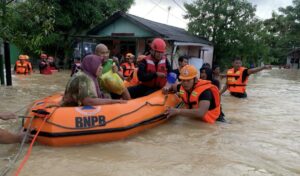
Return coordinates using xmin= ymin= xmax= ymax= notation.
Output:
xmin=0 ymin=69 xmax=299 ymax=176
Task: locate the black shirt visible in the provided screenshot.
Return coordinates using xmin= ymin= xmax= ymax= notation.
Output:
xmin=177 ymin=84 xmax=216 ymax=110
xmin=242 ymin=69 xmax=249 ymax=82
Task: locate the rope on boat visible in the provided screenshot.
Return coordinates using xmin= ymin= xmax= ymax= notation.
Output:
xmin=44 ymin=95 xmax=171 ymax=130
xmin=0 ymin=116 xmax=34 ymax=176
xmin=14 ymin=115 xmax=49 ymax=176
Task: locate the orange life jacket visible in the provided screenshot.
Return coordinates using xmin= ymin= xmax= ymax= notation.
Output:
xmin=178 ymin=80 xmax=221 ymax=124
xmin=15 ymin=61 xmax=30 ymax=74
xmin=121 ymin=62 xmax=135 ymax=77
xmin=25 ymin=61 xmax=33 ymax=73
xmin=141 ymin=55 xmax=167 ymax=88
xmin=226 ymin=67 xmax=248 ymax=93
xmin=124 ymin=68 xmax=140 ymax=87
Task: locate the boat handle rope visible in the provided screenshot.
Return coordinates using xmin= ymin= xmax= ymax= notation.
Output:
xmin=0 ymin=115 xmax=35 ymax=176
xmin=3 ymin=98 xmax=182 ymax=176
xmin=33 ymin=95 xmax=171 ymax=130
xmin=2 ymin=107 xmax=59 ymax=176
xmin=14 ymin=114 xmax=50 ymax=176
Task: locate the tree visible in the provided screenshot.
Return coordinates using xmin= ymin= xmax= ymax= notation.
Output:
xmin=184 ymin=0 xmax=270 ymax=68
xmin=263 ymin=0 xmax=300 ymax=64
xmin=4 ymin=0 xmax=134 ymax=64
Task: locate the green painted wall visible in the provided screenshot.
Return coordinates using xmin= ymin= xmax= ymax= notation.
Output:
xmin=97 ymin=18 xmax=154 ymax=37
xmin=10 ymin=43 xmax=21 ymax=63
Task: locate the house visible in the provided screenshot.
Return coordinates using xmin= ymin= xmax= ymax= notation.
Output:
xmin=74 ymin=11 xmax=214 ymax=70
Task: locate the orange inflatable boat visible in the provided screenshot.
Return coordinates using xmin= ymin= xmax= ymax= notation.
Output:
xmin=23 ymin=91 xmax=181 ymax=147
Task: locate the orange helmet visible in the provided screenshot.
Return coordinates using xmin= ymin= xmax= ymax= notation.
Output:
xmin=151 ymin=38 xmax=166 ymax=52
xmin=40 ymin=54 xmax=47 ymax=59
xmin=179 ymin=65 xmax=198 ymax=80
xmin=137 ymin=55 xmax=146 ymax=62
xmin=19 ymin=55 xmax=26 ymax=60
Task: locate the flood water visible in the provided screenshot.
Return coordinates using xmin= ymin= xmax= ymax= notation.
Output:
xmin=0 ymin=69 xmax=299 ymax=176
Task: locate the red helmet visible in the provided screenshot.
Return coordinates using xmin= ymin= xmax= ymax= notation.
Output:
xmin=151 ymin=38 xmax=166 ymax=52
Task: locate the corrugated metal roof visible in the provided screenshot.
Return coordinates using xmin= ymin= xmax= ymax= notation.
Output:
xmin=87 ymin=11 xmax=212 ymax=45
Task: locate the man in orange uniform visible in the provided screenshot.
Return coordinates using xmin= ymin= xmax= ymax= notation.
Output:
xmin=164 ymin=65 xmax=221 ymax=124
xmin=220 ymin=57 xmax=272 ymax=98
xmin=24 ymin=55 xmax=33 ymax=73
xmin=14 ymin=55 xmax=31 ymax=74
xmin=121 ymin=53 xmax=136 ymax=79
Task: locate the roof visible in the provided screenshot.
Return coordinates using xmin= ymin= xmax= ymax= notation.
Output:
xmin=87 ymin=11 xmax=212 ymax=45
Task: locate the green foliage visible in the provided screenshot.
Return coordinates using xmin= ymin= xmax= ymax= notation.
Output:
xmin=1 ymin=0 xmax=134 ymax=61
xmin=263 ymin=0 xmax=300 ymax=64
xmin=184 ymin=0 xmax=273 ymax=68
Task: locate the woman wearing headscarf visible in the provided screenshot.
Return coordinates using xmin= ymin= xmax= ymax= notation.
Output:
xmin=62 ymin=54 xmax=126 ymax=107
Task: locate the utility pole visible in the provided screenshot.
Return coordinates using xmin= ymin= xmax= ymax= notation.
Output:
xmin=4 ymin=41 xmax=12 ymax=85
xmin=0 ymin=42 xmax=4 ymax=85
xmin=167 ymin=6 xmax=171 ymax=24
xmin=1 ymin=0 xmax=13 ymax=85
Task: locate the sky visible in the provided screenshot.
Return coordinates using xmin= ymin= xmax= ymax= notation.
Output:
xmin=129 ymin=0 xmax=293 ymax=29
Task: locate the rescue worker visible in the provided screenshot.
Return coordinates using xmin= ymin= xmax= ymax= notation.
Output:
xmin=121 ymin=53 xmax=136 ymax=80
xmin=220 ymin=57 xmax=272 ymax=98
xmin=124 ymin=55 xmax=147 ymax=87
xmin=0 ymin=112 xmax=33 ymax=144
xmin=14 ymin=55 xmax=31 ymax=74
xmin=200 ymin=67 xmax=226 ymax=122
xmin=128 ymin=38 xmax=172 ymax=98
xmin=24 ymin=55 xmax=33 ymax=73
xmin=164 ymin=65 xmax=221 ymax=124
xmin=39 ymin=53 xmax=52 ymax=74
xmin=95 ymin=43 xmax=131 ymax=100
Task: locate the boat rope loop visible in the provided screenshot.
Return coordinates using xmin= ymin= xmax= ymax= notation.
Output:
xmin=14 ymin=114 xmax=50 ymax=176
xmin=38 ymin=95 xmax=170 ymax=130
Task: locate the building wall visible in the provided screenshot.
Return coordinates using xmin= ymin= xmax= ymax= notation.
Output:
xmin=97 ymin=18 xmax=153 ymax=37
xmin=171 ymin=45 xmax=214 ymax=69
xmin=10 ymin=43 xmax=21 ymax=64
xmin=0 ymin=41 xmax=20 ymax=64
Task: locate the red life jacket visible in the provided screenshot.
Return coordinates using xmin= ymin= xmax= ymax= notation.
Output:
xmin=121 ymin=62 xmax=135 ymax=77
xmin=15 ymin=61 xmax=29 ymax=74
xmin=178 ymin=80 xmax=221 ymax=124
xmin=141 ymin=55 xmax=167 ymax=88
xmin=40 ymin=61 xmax=52 ymax=75
xmin=226 ymin=67 xmax=248 ymax=93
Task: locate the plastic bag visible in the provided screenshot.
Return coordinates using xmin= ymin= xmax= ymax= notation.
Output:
xmin=100 ymin=70 xmax=125 ymax=95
